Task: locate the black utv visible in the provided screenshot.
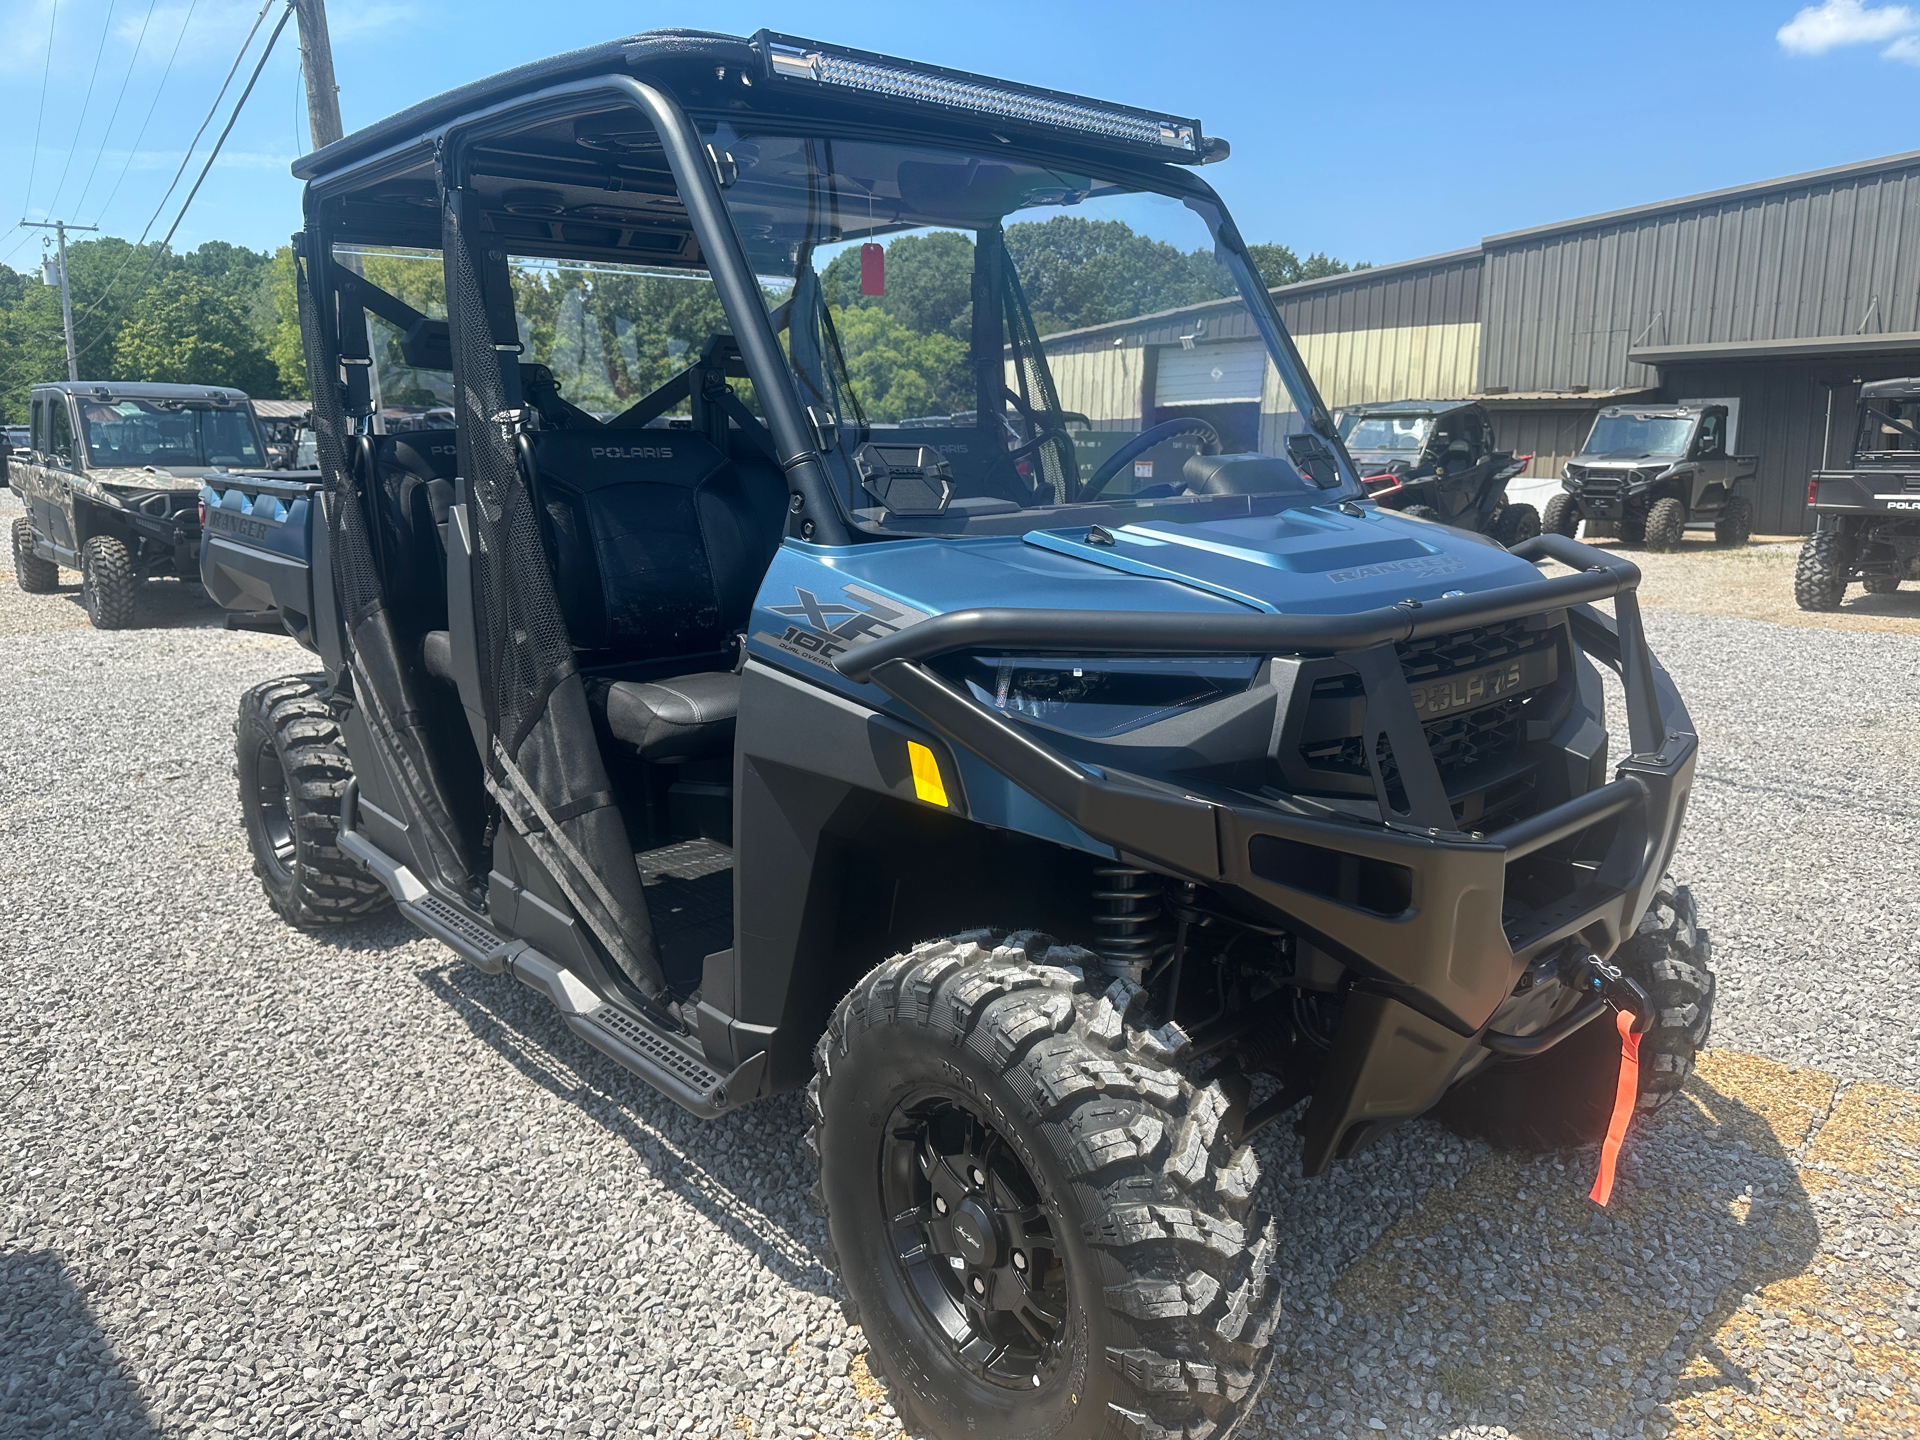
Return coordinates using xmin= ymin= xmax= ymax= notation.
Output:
xmin=1796 ymin=376 xmax=1920 ymax=609
xmin=225 ymin=29 xmax=1713 ymax=1440
xmin=1546 ymin=402 xmax=1756 ymax=550
xmin=1339 ymin=398 xmax=1539 ymax=544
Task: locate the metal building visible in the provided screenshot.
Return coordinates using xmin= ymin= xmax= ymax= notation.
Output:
xmin=1042 ymin=148 xmax=1920 ymax=534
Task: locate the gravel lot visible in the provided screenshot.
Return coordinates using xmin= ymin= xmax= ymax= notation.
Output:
xmin=3 ymin=487 xmax=1917 ymax=1440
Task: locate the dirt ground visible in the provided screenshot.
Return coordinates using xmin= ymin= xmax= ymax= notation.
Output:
xmin=1598 ymin=534 xmax=1920 ymax=635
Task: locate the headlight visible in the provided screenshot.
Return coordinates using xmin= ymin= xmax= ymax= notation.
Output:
xmin=936 ymin=655 xmax=1259 ymax=738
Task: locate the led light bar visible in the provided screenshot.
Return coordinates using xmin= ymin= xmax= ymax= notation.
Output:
xmin=755 ymin=31 xmax=1201 ymax=157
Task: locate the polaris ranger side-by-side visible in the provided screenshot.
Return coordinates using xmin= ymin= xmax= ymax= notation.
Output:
xmin=1547 ymin=402 xmax=1756 ymax=550
xmin=1338 ymin=398 xmax=1539 ymax=544
xmin=1796 ymin=377 xmax=1920 ymax=609
xmin=222 ymin=31 xmax=1713 ymax=1439
xmin=10 ymin=381 xmax=267 ymax=627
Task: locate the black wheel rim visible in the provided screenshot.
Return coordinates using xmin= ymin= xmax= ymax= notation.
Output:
xmin=252 ymin=740 xmax=296 ymax=883
xmin=880 ymin=1091 xmax=1070 ymax=1390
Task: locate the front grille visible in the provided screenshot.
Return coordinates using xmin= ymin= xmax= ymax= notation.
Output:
xmin=1297 ymin=617 xmax=1561 ymax=821
xmin=1397 ymin=616 xmax=1553 ymax=685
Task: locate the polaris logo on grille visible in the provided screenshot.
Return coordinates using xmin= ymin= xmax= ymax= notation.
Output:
xmin=590 ymin=445 xmax=674 ymax=459
xmin=1326 ymin=554 xmax=1465 ymax=585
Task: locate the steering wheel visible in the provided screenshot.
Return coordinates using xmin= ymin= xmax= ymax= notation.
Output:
xmin=1080 ymin=416 xmax=1224 ymax=500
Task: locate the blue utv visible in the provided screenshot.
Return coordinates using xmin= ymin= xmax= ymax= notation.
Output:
xmin=217 ymin=30 xmax=1714 ymax=1440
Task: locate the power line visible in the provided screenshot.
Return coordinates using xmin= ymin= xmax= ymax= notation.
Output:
xmin=22 ymin=0 xmax=63 ymax=221
xmin=91 ymin=0 xmax=202 ymax=226
xmin=46 ymin=0 xmax=121 ymax=220
xmin=64 ymin=2 xmax=295 ymax=366
xmin=0 ymin=2 xmax=293 ymax=392
xmin=72 ymin=0 xmax=162 ymax=220
xmin=57 ymin=0 xmax=271 ymax=346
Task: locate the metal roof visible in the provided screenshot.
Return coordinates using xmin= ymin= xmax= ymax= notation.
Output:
xmin=31 ymin=380 xmax=254 ymax=402
xmin=1481 ymin=149 xmax=1920 ymax=248
xmin=1630 ymin=332 xmax=1920 ymax=366
xmin=1860 ymin=376 xmax=1920 ymax=399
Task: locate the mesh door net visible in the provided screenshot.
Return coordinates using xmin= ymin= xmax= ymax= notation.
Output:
xmin=294 ymin=236 xmax=474 ymax=898
xmin=441 ymin=195 xmax=667 ymax=1004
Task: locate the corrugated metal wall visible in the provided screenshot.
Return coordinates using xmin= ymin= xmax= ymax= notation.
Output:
xmin=1274 ymin=251 xmax=1482 ymax=336
xmin=1480 ymin=158 xmax=1920 ymax=394
xmin=1484 ymin=407 xmax=1606 ymax=483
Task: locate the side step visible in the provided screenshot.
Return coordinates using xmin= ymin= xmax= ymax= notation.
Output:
xmin=337 ymin=780 xmax=764 ymax=1117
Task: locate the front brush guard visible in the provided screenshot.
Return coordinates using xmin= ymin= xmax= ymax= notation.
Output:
xmin=836 ymin=533 xmax=1697 ymax=1173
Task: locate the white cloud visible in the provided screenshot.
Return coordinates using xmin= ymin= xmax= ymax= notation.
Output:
xmin=1777 ymin=0 xmax=1918 ymax=55
xmin=1884 ymin=30 xmax=1920 ymax=59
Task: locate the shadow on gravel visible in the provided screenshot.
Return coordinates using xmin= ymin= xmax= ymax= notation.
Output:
xmin=46 ymin=577 xmax=227 ymax=630
xmin=0 ymin=1247 xmax=157 ymax=1438
xmin=414 ymin=961 xmax=840 ymax=1301
xmin=1273 ymin=1054 xmax=1824 ymax=1438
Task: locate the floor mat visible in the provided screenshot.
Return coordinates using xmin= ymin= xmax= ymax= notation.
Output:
xmin=636 ymin=838 xmax=733 ymax=995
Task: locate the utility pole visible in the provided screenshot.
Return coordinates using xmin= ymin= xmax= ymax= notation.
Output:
xmin=22 ymin=219 xmax=101 ymax=381
xmin=291 ymin=0 xmax=345 ymax=150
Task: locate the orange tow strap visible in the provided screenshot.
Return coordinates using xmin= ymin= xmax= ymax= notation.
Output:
xmin=1589 ymin=1007 xmax=1642 ymax=1207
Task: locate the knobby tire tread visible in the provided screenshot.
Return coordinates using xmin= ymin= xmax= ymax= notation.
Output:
xmin=809 ymin=933 xmax=1281 ymax=1440
xmin=12 ymin=517 xmax=59 ymax=593
xmin=235 ymin=674 xmax=392 ymax=928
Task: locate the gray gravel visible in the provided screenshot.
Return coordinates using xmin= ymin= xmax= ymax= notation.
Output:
xmin=4 ymin=483 xmax=1917 ymax=1440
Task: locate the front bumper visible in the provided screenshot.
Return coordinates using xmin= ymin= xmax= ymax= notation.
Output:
xmin=836 ymin=534 xmax=1695 ymax=1172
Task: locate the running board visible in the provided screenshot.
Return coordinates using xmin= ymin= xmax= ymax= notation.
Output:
xmin=336 ymin=780 xmax=764 ymax=1117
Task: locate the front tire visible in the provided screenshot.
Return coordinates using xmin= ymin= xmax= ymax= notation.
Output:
xmin=234 ymin=675 xmax=393 ymax=928
xmin=1542 ymin=493 xmax=1581 ymax=538
xmin=811 ymin=935 xmax=1279 ymax=1440
xmin=1714 ymin=495 xmax=1753 ymax=547
xmin=1794 ymin=529 xmax=1850 ymax=611
xmin=80 ymin=534 xmax=138 ymax=628
xmin=1434 ymin=874 xmax=1714 ymax=1151
xmin=1402 ymin=503 xmax=1442 ymax=523
xmin=12 ymin=516 xmax=59 ymax=593
xmin=1642 ymin=496 xmax=1688 ymax=551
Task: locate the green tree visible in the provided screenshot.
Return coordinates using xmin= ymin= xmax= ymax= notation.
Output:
xmin=1245 ymin=243 xmax=1371 ymax=291
xmin=266 ymin=247 xmax=308 ymax=399
xmin=110 ymin=272 xmax=279 ymax=396
xmin=1004 ymin=216 xmax=1235 ymax=333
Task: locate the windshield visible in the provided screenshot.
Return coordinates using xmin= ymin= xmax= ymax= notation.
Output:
xmin=1581 ymin=411 xmax=1694 ymax=458
xmin=78 ymin=399 xmax=262 ymax=469
xmin=707 ymin=127 xmax=1350 ymax=535
xmin=1858 ymin=397 xmax=1920 ymax=456
xmin=1339 ymin=413 xmax=1432 ymax=453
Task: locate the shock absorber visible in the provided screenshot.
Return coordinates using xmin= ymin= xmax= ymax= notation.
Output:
xmin=1090 ymin=865 xmax=1166 ymax=982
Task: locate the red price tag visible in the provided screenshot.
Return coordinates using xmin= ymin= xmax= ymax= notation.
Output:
xmin=859 ymin=242 xmax=885 ymax=297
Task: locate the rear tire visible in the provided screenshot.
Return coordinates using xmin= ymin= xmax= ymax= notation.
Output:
xmin=234 ymin=675 xmax=393 ymax=928
xmin=1542 ymin=493 xmax=1581 ymax=538
xmin=1642 ymin=497 xmax=1688 ymax=551
xmin=811 ymin=934 xmax=1280 ymax=1440
xmin=1714 ymin=495 xmax=1753 ymax=547
xmin=1434 ymin=875 xmax=1713 ymax=1151
xmin=1864 ymin=575 xmax=1901 ymax=594
xmin=1794 ymin=529 xmax=1849 ymax=611
xmin=79 ymin=533 xmax=138 ymax=628
xmin=11 ymin=516 xmax=59 ymax=593
xmin=1490 ymin=502 xmax=1541 ymax=547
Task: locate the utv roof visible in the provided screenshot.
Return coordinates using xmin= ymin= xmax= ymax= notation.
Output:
xmin=32 ymin=380 xmax=254 ymax=404
xmin=1860 ymin=377 xmax=1920 ymax=400
xmin=293 ymin=28 xmax=1224 ymax=184
xmin=1595 ymin=404 xmax=1705 ymax=418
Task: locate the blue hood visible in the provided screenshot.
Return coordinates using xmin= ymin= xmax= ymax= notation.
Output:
xmin=746 ymin=503 xmax=1545 ymax=697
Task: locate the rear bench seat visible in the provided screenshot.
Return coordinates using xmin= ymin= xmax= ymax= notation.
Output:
xmin=420 ymin=428 xmax=787 ymax=764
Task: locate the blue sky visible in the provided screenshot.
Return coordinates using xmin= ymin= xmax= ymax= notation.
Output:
xmin=2 ymin=0 xmax=1916 ymax=276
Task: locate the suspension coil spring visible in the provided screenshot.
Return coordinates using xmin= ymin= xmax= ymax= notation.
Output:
xmin=1090 ymin=866 xmax=1166 ymax=982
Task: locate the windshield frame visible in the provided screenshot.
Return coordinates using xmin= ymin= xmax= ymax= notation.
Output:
xmin=698 ymin=114 xmax=1359 ymax=537
xmin=77 ymin=397 xmax=267 ymax=472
